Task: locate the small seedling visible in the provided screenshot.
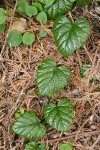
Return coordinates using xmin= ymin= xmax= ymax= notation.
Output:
xmin=17 ymin=0 xmax=38 ymax=17
xmin=32 ymin=2 xmax=43 ymax=11
xmin=80 ymin=64 xmax=91 ymax=78
xmin=36 ymin=11 xmax=47 ymax=24
xmin=17 ymin=0 xmax=28 ymax=15
xmin=39 ymin=29 xmax=47 ymax=38
xmin=25 ymin=5 xmax=38 ymax=17
xmin=60 ymin=141 xmax=72 ymax=150
xmin=22 ymin=32 xmax=35 ymax=46
xmin=7 ymin=30 xmax=22 ymax=47
xmin=15 ymin=108 xmax=24 ymax=118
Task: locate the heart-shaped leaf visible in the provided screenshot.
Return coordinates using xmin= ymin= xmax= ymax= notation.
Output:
xmin=22 ymin=32 xmax=35 ymax=45
xmin=26 ymin=5 xmax=37 ymax=17
xmin=25 ymin=142 xmax=46 ymax=150
xmin=7 ymin=30 xmax=22 ymax=47
xmin=17 ymin=1 xmax=29 ymax=15
xmin=37 ymin=59 xmax=70 ymax=95
xmin=32 ymin=2 xmax=43 ymax=11
xmin=36 ymin=11 xmax=47 ymax=24
xmin=38 ymin=0 xmax=73 ymax=19
xmin=12 ymin=112 xmax=46 ymax=139
xmin=44 ymin=99 xmax=74 ymax=131
xmin=52 ymin=15 xmax=90 ymax=57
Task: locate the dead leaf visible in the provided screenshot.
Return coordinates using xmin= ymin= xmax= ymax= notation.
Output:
xmin=11 ymin=18 xmax=27 ymax=33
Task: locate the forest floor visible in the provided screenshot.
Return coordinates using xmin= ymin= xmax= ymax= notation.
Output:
xmin=0 ymin=0 xmax=100 ymax=150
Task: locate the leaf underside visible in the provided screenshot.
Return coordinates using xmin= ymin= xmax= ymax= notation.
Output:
xmin=52 ymin=15 xmax=90 ymax=57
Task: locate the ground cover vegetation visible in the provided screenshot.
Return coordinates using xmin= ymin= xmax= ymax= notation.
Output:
xmin=0 ymin=0 xmax=100 ymax=149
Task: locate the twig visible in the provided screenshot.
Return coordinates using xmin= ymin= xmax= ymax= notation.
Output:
xmin=68 ymin=12 xmax=74 ymax=22
xmin=75 ymin=118 xmax=89 ymax=141
xmin=39 ymin=130 xmax=100 ymax=143
xmin=89 ymin=134 xmax=100 ymax=150
xmin=76 ymin=51 xmax=82 ymax=67
xmin=83 ymin=45 xmax=93 ymax=64
xmin=1 ymin=0 xmax=18 ymax=55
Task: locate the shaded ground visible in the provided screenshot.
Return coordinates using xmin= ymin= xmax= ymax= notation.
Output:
xmin=0 ymin=1 xmax=100 ymax=150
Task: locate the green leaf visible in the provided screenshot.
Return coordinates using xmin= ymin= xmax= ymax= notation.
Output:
xmin=39 ymin=144 xmax=46 ymax=150
xmin=60 ymin=142 xmax=72 ymax=150
xmin=32 ymin=2 xmax=43 ymax=11
xmin=26 ymin=5 xmax=37 ymax=17
xmin=44 ymin=99 xmax=74 ymax=131
xmin=76 ymin=0 xmax=92 ymax=7
xmin=70 ymin=0 xmax=76 ymax=2
xmin=25 ymin=142 xmax=46 ymax=150
xmin=18 ymin=0 xmax=26 ymax=6
xmin=36 ymin=11 xmax=47 ymax=24
xmin=37 ymin=59 xmax=70 ymax=95
xmin=12 ymin=112 xmax=46 ymax=139
xmin=17 ymin=1 xmax=29 ymax=15
xmin=52 ymin=16 xmax=90 ymax=57
xmin=0 ymin=8 xmax=6 ymax=24
xmin=39 ymin=0 xmax=74 ymax=19
xmin=15 ymin=108 xmax=25 ymax=119
xmin=7 ymin=30 xmax=22 ymax=47
xmin=0 ymin=23 xmax=5 ymax=33
xmin=39 ymin=29 xmax=47 ymax=38
xmin=22 ymin=32 xmax=35 ymax=45
xmin=37 ymin=0 xmax=45 ymax=5
xmin=80 ymin=64 xmax=91 ymax=78
xmin=44 ymin=0 xmax=55 ymax=6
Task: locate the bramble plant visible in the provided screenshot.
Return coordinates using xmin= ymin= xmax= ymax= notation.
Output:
xmin=24 ymin=142 xmax=46 ymax=150
xmin=37 ymin=59 xmax=70 ymax=95
xmin=0 ymin=0 xmax=94 ymax=149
